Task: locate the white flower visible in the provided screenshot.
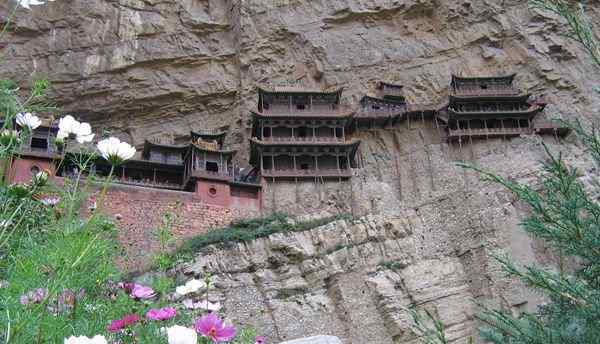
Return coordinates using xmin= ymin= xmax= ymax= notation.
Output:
xmin=16 ymin=112 xmax=42 ymax=130
xmin=175 ymin=279 xmax=206 ymax=297
xmin=182 ymin=298 xmax=221 ymax=311
xmin=64 ymin=335 xmax=107 ymax=344
xmin=57 ymin=115 xmax=94 ymax=143
xmin=166 ymin=325 xmax=197 ymax=344
xmin=96 ymin=137 xmax=136 ymax=165
xmin=17 ymin=0 xmax=54 ymax=10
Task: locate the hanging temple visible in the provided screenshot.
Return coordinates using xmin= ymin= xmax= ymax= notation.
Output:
xmin=6 ymin=74 xmax=570 ymax=209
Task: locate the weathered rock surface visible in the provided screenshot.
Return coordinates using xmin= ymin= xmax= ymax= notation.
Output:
xmin=279 ymin=336 xmax=343 ymax=344
xmin=3 ymin=1 xmax=600 ymax=343
xmin=1 ymin=0 xmax=599 ymax=156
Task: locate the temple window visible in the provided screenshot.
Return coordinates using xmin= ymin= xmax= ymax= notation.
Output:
xmin=30 ymin=137 xmax=48 ymax=150
xmin=30 ymin=165 xmax=41 ymax=176
xmin=296 ymin=104 xmax=306 ymax=110
xmin=335 ymin=127 xmax=343 ymax=138
xmin=206 ymin=161 xmax=219 ymax=173
xmin=297 ymin=127 xmax=309 ymax=138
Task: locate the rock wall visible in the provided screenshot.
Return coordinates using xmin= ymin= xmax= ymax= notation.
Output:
xmin=3 ymin=0 xmax=600 ymax=343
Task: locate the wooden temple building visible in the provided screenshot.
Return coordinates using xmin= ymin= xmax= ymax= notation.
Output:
xmin=355 ymin=82 xmax=435 ymax=129
xmin=249 ymin=87 xmax=360 ymax=179
xmin=437 ymin=74 xmax=570 ymax=142
xmin=6 ymin=73 xmax=571 ymax=211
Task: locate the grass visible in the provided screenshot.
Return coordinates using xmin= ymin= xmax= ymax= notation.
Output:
xmin=174 ymin=212 xmax=353 ymax=260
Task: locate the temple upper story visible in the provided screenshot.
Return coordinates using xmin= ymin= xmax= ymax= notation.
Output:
xmin=251 ymin=86 xmax=360 ymax=179
xmin=450 ymin=74 xmax=521 ymax=97
xmin=256 ymin=86 xmax=352 ymax=117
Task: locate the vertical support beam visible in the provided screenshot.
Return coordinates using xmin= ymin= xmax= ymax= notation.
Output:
xmin=342 ymin=126 xmax=345 ymax=141
xmin=153 ymin=169 xmax=156 ymax=184
xmin=312 ymin=126 xmax=316 ymax=141
xmin=289 ymin=95 xmax=293 ymax=113
xmin=220 ymin=154 xmax=223 ymax=174
xmin=291 ymin=126 xmax=295 ymax=140
xmin=314 ymin=155 xmax=319 ymax=171
xmin=260 ymin=153 xmax=264 ymax=172
xmin=271 ymin=155 xmax=275 ymax=172
xmin=336 ymin=154 xmax=340 ymax=171
xmin=310 ymin=94 xmax=313 ymax=112
xmin=293 ymin=154 xmax=297 ymax=171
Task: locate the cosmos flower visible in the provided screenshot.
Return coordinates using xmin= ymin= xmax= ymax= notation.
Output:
xmin=194 ymin=313 xmax=236 ymax=343
xmin=167 ymin=325 xmax=198 ymax=344
xmin=20 ymin=287 xmax=48 ymax=306
xmin=40 ymin=196 xmax=60 ymax=206
xmin=96 ymin=137 xmax=136 ymax=166
xmin=183 ymin=299 xmax=221 ymax=312
xmin=16 ymin=112 xmax=42 ymax=130
xmin=175 ymin=279 xmax=206 ymax=297
xmin=146 ymin=307 xmax=177 ymax=321
xmin=130 ymin=284 xmax=155 ymax=300
xmin=106 ymin=314 xmax=140 ymax=333
xmin=255 ymin=336 xmax=266 ymax=344
xmin=57 ymin=115 xmax=95 ymax=144
xmin=64 ymin=335 xmax=107 ymax=344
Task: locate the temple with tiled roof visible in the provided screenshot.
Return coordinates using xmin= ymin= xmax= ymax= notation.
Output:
xmin=437 ymin=74 xmax=569 ymax=141
xmin=250 ymin=86 xmax=360 ymax=180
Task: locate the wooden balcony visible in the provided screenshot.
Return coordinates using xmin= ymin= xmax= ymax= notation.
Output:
xmin=452 ymin=88 xmax=520 ymax=97
xmin=262 ymin=136 xmax=346 ymax=143
xmin=261 ymin=168 xmax=353 ymax=178
xmin=447 ymin=127 xmax=532 ymax=140
xmin=191 ymin=170 xmax=233 ymax=182
xmin=255 ymin=105 xmax=354 ymax=117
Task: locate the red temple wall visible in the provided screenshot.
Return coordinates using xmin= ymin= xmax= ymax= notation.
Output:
xmin=90 ymin=183 xmax=261 ymax=271
xmin=195 ymin=179 xmax=233 ymax=207
xmin=9 ymin=157 xmax=55 ymax=184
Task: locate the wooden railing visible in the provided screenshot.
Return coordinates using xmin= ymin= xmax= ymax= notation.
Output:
xmin=262 ymin=136 xmax=345 ymax=143
xmin=262 ymin=168 xmax=352 ymax=178
xmin=259 ymin=105 xmax=352 ymax=116
xmin=448 ymin=127 xmax=532 ymax=137
xmin=452 ymin=88 xmax=520 ymax=97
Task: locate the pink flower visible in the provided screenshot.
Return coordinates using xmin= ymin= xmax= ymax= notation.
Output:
xmin=194 ymin=313 xmax=236 ymax=343
xmin=130 ymin=284 xmax=155 ymax=300
xmin=146 ymin=307 xmax=177 ymax=321
xmin=255 ymin=336 xmax=266 ymax=344
xmin=107 ymin=314 xmax=140 ymax=332
xmin=20 ymin=288 xmax=48 ymax=306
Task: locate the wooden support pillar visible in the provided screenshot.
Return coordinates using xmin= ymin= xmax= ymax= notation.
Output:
xmin=260 ymin=153 xmax=264 ymax=171
xmin=342 ymin=126 xmax=345 ymax=141
xmin=336 ymin=154 xmax=340 ymax=171
xmin=293 ymin=154 xmax=297 ymax=171
xmin=314 ymin=155 xmax=319 ymax=171
xmin=289 ymin=95 xmax=293 ymax=113
xmin=153 ymin=169 xmax=157 ymax=184
xmin=312 ymin=126 xmax=316 ymax=140
xmin=310 ymin=95 xmax=313 ymax=112
xmin=271 ymin=155 xmax=275 ymax=172
xmin=291 ymin=127 xmax=295 ymax=140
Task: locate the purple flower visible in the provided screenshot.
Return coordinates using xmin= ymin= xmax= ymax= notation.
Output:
xmin=107 ymin=314 xmax=140 ymax=332
xmin=255 ymin=336 xmax=266 ymax=344
xmin=146 ymin=307 xmax=177 ymax=321
xmin=130 ymin=284 xmax=155 ymax=300
xmin=194 ymin=313 xmax=236 ymax=343
xmin=20 ymin=288 xmax=48 ymax=306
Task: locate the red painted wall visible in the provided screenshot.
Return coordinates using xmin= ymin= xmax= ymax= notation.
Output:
xmin=195 ymin=179 xmax=232 ymax=207
xmin=9 ymin=157 xmax=55 ymax=184
xmin=92 ymin=184 xmax=260 ymax=271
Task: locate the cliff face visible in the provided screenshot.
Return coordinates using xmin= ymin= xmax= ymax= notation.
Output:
xmin=2 ymin=0 xmax=599 ymax=150
xmin=3 ymin=0 xmax=600 ymax=343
